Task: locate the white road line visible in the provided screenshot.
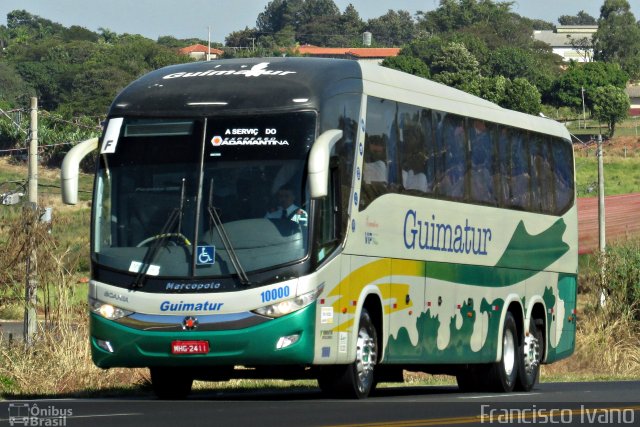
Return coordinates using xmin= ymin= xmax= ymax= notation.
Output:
xmin=68 ymin=413 xmax=144 ymax=419
xmin=459 ymin=392 xmax=541 ymax=399
xmin=0 ymin=413 xmax=142 ymax=422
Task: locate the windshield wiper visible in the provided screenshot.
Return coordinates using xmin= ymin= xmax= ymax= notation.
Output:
xmin=206 ymin=179 xmax=251 ymax=286
xmin=132 ymin=179 xmax=188 ymax=288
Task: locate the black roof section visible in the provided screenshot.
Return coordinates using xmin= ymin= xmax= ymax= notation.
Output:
xmin=108 ymin=57 xmax=363 ymax=117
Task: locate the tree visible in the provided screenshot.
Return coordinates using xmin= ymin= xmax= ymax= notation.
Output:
xmin=558 ymin=10 xmax=597 ymax=26
xmin=7 ymin=10 xmax=66 ymax=41
xmin=467 ymin=75 xmax=508 ymax=105
xmin=256 ymin=0 xmax=308 ymax=35
xmin=340 ymin=4 xmax=365 ymax=45
xmin=590 ymin=85 xmax=630 ymax=136
xmin=366 ymin=10 xmax=416 ymax=46
xmin=98 ymin=27 xmax=119 ymax=44
xmin=568 ymin=36 xmax=594 ymax=62
xmin=592 ymin=0 xmax=640 ymax=79
xmin=225 ymin=27 xmax=259 ymax=48
xmin=430 ymin=41 xmax=481 ymax=89
xmin=0 ymin=60 xmax=35 ymax=106
xmin=416 ymin=0 xmax=534 ymax=49
xmin=502 ymin=78 xmax=541 ymax=115
xmin=381 ymin=55 xmax=430 ymax=78
xmin=0 ymin=25 xmax=10 ymax=50
xmin=64 ymin=25 xmax=99 ymax=42
xmin=549 ymin=61 xmax=629 ymax=110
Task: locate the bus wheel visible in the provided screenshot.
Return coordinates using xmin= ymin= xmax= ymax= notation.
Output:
xmin=484 ymin=312 xmax=519 ymax=392
xmin=150 ymin=367 xmax=193 ymax=399
xmin=317 ymin=309 xmax=378 ymax=399
xmin=515 ymin=318 xmax=542 ymax=391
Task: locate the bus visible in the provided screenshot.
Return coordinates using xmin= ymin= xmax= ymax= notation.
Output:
xmin=61 ymin=57 xmax=577 ymax=399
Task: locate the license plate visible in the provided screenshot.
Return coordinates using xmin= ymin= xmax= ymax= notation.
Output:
xmin=171 ymin=340 xmax=209 ymax=354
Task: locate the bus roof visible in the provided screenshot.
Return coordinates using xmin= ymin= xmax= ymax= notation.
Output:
xmin=109 ymin=57 xmax=570 ymax=141
xmin=108 ymin=57 xmax=363 ymax=117
xmin=358 ymin=62 xmax=571 ymax=141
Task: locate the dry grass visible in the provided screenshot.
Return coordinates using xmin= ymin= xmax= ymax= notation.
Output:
xmin=0 ymin=320 xmax=148 ymax=398
xmin=542 ymin=312 xmax=640 ymax=382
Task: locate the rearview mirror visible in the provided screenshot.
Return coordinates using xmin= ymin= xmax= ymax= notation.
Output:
xmin=61 ymin=137 xmax=98 ymax=205
xmin=307 ymin=129 xmax=343 ymax=199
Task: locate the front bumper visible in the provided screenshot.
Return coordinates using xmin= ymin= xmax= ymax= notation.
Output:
xmin=90 ymin=303 xmax=316 ymax=368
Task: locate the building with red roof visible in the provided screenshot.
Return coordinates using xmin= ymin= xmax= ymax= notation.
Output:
xmin=295 ymin=45 xmax=400 ymax=63
xmin=179 ymin=44 xmax=224 ymax=61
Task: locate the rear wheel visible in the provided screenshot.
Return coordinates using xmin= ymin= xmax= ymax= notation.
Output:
xmin=317 ymin=308 xmax=378 ymax=399
xmin=482 ymin=312 xmax=519 ymax=392
xmin=515 ymin=317 xmax=543 ymax=391
xmin=150 ymin=367 xmax=193 ymax=400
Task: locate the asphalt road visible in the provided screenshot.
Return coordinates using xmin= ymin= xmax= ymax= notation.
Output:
xmin=1 ymin=381 xmax=639 ymax=427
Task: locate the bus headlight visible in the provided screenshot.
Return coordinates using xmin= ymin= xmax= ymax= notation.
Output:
xmin=253 ymin=285 xmax=323 ymax=319
xmin=89 ymin=297 xmax=133 ymax=320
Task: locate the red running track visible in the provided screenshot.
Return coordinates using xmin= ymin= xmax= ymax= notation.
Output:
xmin=577 ymin=193 xmax=640 ymax=254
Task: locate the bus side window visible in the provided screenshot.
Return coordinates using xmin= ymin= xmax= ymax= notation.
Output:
xmin=469 ymin=119 xmax=497 ymax=205
xmin=360 ymin=97 xmax=393 ymax=210
xmin=510 ymin=130 xmax=530 ymax=210
xmin=437 ymin=114 xmax=466 ymax=200
xmin=398 ymin=106 xmax=429 ymax=195
xmin=552 ymin=139 xmax=574 ymax=214
xmin=497 ymin=126 xmax=511 ymax=207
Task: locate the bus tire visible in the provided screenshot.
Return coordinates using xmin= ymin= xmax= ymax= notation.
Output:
xmin=483 ymin=312 xmax=519 ymax=392
xmin=150 ymin=367 xmax=193 ymax=400
xmin=515 ymin=317 xmax=543 ymax=391
xmin=317 ymin=309 xmax=378 ymax=399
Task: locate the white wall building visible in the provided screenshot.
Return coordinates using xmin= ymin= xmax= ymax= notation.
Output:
xmin=533 ymin=25 xmax=597 ymax=63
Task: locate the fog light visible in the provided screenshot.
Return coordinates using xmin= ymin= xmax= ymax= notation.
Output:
xmin=96 ymin=338 xmax=114 ymax=353
xmin=276 ymin=334 xmax=300 ymax=349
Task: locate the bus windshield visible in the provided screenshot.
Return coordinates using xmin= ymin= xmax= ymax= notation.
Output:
xmin=93 ymin=112 xmax=316 ymax=279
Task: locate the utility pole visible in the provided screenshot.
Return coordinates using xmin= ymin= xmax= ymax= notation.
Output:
xmin=597 ymin=133 xmax=606 ymax=290
xmin=597 ymin=133 xmax=605 ymax=253
xmin=207 ymin=26 xmax=211 ymax=61
xmin=581 ymin=86 xmax=587 ymax=130
xmin=24 ymin=97 xmax=38 ymax=345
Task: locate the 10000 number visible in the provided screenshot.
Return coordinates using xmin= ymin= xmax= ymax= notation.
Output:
xmin=260 ymin=286 xmax=290 ymax=303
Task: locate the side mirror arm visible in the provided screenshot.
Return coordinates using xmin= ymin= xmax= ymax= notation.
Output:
xmin=61 ymin=137 xmax=99 ymax=205
xmin=307 ymin=129 xmax=343 ymax=199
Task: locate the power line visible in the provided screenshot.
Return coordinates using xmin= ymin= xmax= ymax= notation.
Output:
xmin=0 ymin=140 xmax=78 ymax=154
xmin=0 ymin=106 xmax=28 ymax=135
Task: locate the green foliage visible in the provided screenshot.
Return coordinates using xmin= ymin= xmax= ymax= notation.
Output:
xmin=0 ymin=60 xmax=35 ymax=106
xmin=502 ymin=78 xmax=542 ymax=115
xmin=156 ymin=35 xmax=208 ymax=49
xmin=558 ymin=10 xmax=597 ymax=26
xmin=366 ymin=10 xmax=415 ymax=46
xmin=590 ymin=85 xmax=630 ymax=137
xmin=592 ymin=0 xmax=640 ymax=79
xmin=416 ymin=0 xmax=536 ymax=49
xmin=225 ymin=27 xmax=260 ymax=48
xmin=471 ymin=75 xmax=508 ymax=105
xmin=430 ymin=41 xmax=480 ymax=87
xmin=381 ymin=55 xmax=430 ymax=78
xmin=597 ymin=240 xmax=640 ymax=322
xmin=549 ymin=62 xmax=629 ymax=110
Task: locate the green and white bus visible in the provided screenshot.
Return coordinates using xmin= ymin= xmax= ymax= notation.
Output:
xmin=62 ymin=58 xmax=577 ymax=399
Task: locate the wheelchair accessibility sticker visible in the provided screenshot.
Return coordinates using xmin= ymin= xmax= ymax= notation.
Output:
xmin=197 ymin=246 xmax=215 ymax=265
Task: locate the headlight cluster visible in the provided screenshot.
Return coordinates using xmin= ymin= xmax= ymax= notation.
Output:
xmin=253 ymin=285 xmax=323 ymax=318
xmin=89 ymin=297 xmax=133 ymax=320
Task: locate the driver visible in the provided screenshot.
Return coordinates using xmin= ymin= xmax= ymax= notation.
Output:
xmin=265 ymin=186 xmax=307 ymax=225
